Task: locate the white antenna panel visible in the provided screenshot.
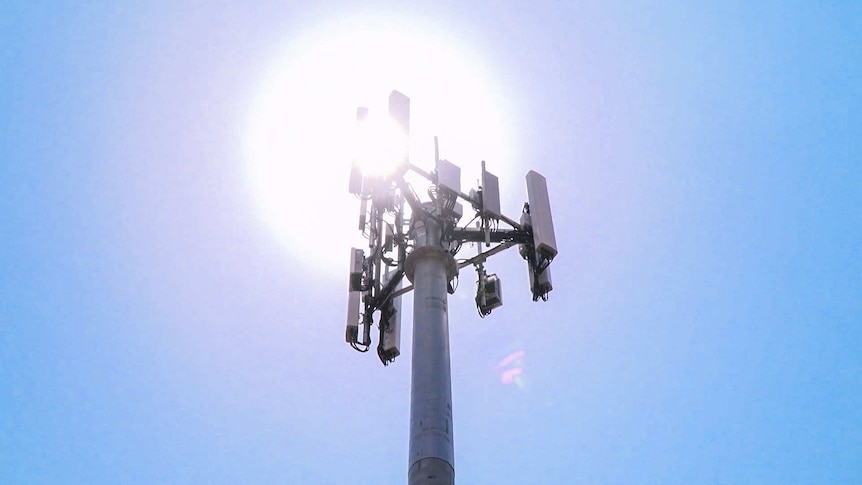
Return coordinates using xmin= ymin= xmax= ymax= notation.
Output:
xmin=525 ymin=170 xmax=557 ymax=260
xmin=481 ymin=163 xmax=501 ymax=219
xmin=349 ymin=162 xmax=363 ymax=195
xmin=388 ymin=91 xmax=410 ymax=136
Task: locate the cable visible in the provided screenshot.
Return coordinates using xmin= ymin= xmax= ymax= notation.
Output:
xmin=449 ymin=239 xmax=463 ymax=255
xmin=447 ymin=274 xmax=459 ymax=294
xmin=350 ymin=342 xmax=370 ymax=352
xmin=462 ymin=213 xmax=480 ymax=230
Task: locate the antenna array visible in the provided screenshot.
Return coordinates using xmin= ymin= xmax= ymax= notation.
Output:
xmin=345 ymin=90 xmax=558 ymax=365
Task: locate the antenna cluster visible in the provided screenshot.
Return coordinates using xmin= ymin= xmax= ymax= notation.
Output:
xmin=345 ymin=90 xmax=558 ymax=366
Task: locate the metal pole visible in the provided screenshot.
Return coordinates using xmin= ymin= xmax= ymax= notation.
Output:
xmin=405 ymin=206 xmax=457 ymax=485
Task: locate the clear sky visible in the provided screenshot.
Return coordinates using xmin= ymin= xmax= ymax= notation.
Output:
xmin=2 ymin=2 xmax=860 ymax=484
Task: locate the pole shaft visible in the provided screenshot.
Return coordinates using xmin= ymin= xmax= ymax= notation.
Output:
xmin=408 ymin=214 xmax=455 ymax=485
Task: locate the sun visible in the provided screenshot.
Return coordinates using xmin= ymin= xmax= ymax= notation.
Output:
xmin=243 ymin=13 xmax=517 ymax=277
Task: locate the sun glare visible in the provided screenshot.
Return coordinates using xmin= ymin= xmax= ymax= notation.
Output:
xmin=354 ymin=112 xmax=408 ymax=177
xmin=243 ymin=14 xmax=518 ymax=276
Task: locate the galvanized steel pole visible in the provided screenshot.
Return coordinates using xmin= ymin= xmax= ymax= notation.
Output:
xmin=405 ymin=206 xmax=457 ymax=485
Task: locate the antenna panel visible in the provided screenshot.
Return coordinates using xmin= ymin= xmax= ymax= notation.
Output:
xmin=525 ymin=170 xmax=557 ymax=260
xmin=380 ymin=271 xmax=402 ymax=362
xmin=481 ymin=165 xmax=501 ymax=219
xmin=345 ymin=290 xmax=361 ymax=343
xmin=388 ymin=91 xmax=410 ymax=136
xmin=358 ymin=198 xmax=367 ymax=231
xmin=381 ymin=297 xmax=401 ymax=359
xmin=436 ymin=159 xmax=461 ymax=195
xmin=529 ymin=265 xmax=553 ymax=300
xmin=356 ymin=106 xmax=369 ymax=123
xmin=349 ymin=162 xmax=363 ymax=195
xmin=349 ymin=247 xmax=364 ymax=291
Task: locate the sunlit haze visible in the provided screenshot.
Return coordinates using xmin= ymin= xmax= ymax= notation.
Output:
xmin=243 ymin=13 xmax=516 ymax=274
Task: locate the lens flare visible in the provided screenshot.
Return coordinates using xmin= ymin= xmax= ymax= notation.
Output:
xmin=496 ymin=349 xmax=526 ymax=389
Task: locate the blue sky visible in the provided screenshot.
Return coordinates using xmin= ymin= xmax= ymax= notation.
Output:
xmin=1 ymin=2 xmax=860 ymax=484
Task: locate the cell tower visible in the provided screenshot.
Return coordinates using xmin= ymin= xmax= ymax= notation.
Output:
xmin=345 ymin=90 xmax=558 ymax=485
